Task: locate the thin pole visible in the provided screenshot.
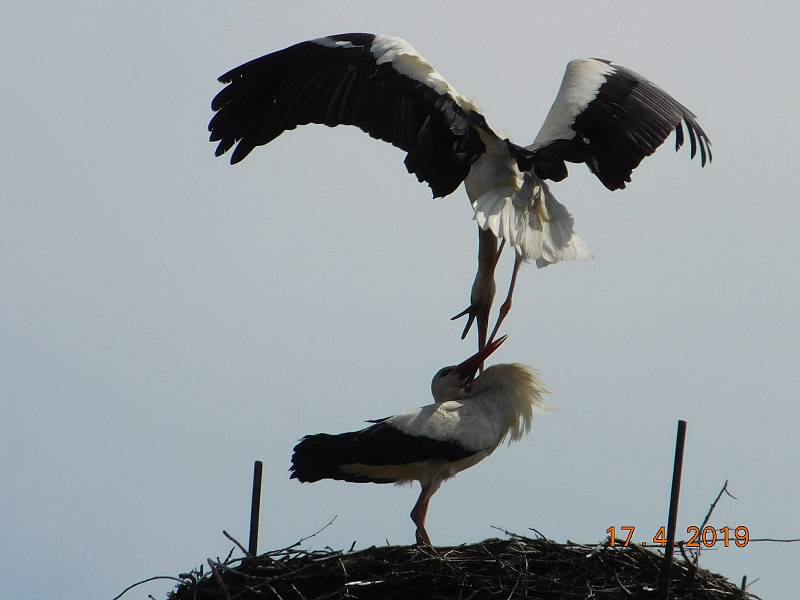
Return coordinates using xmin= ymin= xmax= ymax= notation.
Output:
xmin=248 ymin=460 xmax=263 ymax=557
xmin=660 ymin=420 xmax=687 ymax=599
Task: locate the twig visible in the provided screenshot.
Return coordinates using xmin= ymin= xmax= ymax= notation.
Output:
xmin=112 ymin=576 xmax=187 ymax=600
xmin=290 ymin=583 xmax=308 ymax=600
xmin=694 ymin=480 xmax=737 ymax=566
xmin=207 ymin=559 xmax=233 ymax=600
xmin=676 ymin=541 xmax=695 ymax=573
xmin=264 ymin=581 xmax=286 ymax=600
xmin=614 ymin=570 xmax=635 ymax=597
xmin=529 ymin=527 xmax=547 ymax=541
xmin=269 ymin=516 xmax=338 ymax=554
xmin=223 ymin=529 xmax=252 ymax=557
xmin=699 ymin=480 xmax=736 ymax=530
xmin=490 ymin=524 xmax=537 ymax=544
xmin=504 ymin=577 xmax=520 ymax=599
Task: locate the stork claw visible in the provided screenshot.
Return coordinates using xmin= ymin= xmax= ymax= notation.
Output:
xmin=415 ymin=527 xmax=432 ymax=546
xmin=451 ymin=306 xmax=477 ymax=340
xmin=451 ymin=306 xmax=471 ymax=320
xmin=451 ymin=302 xmax=489 ymax=348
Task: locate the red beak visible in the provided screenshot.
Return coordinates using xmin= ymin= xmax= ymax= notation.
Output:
xmin=455 ymin=335 xmax=507 ymax=383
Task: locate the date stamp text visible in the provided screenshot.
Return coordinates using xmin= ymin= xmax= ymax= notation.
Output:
xmin=606 ymin=525 xmax=750 ymax=548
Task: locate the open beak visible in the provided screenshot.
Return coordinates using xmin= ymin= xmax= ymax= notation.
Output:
xmin=455 ymin=334 xmax=507 ymax=384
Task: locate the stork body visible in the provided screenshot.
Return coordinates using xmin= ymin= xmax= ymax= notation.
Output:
xmin=290 ymin=336 xmax=547 ymax=545
xmin=210 ymin=33 xmax=711 ymax=349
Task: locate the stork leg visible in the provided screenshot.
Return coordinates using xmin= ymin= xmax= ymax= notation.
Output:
xmin=452 ymin=228 xmax=504 ymax=357
xmin=410 ymin=483 xmax=436 ymax=546
xmin=487 ymin=253 xmax=522 ymax=346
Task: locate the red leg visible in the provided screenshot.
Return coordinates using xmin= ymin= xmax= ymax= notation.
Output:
xmin=487 ymin=253 xmax=522 ymax=346
xmin=410 ymin=484 xmax=435 ymax=546
xmin=452 ymin=229 xmax=504 ymax=365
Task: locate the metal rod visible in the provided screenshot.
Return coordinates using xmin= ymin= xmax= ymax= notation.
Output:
xmin=660 ymin=420 xmax=687 ymax=599
xmin=248 ymin=460 xmax=263 ymax=557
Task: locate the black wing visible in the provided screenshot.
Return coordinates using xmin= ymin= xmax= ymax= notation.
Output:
xmin=290 ymin=420 xmax=474 ymax=484
xmin=209 ymin=33 xmax=485 ymax=198
xmin=529 ymin=59 xmax=711 ymax=190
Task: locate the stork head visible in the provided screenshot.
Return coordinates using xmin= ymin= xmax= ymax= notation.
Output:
xmin=430 ymin=335 xmax=507 ymax=402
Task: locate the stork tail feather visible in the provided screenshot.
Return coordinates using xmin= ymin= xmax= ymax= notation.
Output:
xmin=472 ymin=176 xmax=593 ymax=267
xmin=291 ymin=431 xmax=395 ymax=484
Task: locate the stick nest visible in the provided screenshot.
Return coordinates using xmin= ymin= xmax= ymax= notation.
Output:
xmin=168 ymin=532 xmax=755 ymax=600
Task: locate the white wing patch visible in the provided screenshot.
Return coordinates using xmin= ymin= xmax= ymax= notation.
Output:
xmin=531 ymin=59 xmax=615 ymax=149
xmin=389 ymin=402 xmax=505 ymax=454
xmin=369 ymin=35 xmax=478 ymax=112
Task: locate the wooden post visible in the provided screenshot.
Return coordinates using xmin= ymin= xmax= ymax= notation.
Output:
xmin=248 ymin=460 xmax=263 ymax=557
xmin=660 ymin=420 xmax=687 ymax=599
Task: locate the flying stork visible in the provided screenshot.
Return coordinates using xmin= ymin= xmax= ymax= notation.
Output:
xmin=209 ymin=33 xmax=711 ymax=351
xmin=290 ymin=335 xmax=548 ymax=545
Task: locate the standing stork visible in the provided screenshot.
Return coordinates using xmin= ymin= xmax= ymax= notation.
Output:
xmin=290 ymin=335 xmax=548 ymax=545
xmin=209 ymin=33 xmax=711 ymax=351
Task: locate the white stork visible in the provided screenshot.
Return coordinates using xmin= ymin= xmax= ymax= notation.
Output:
xmin=209 ymin=33 xmax=711 ymax=350
xmin=290 ymin=335 xmax=548 ymax=545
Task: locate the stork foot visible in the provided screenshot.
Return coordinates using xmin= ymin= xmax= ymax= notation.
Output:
xmin=451 ymin=302 xmax=490 ymax=351
xmin=415 ymin=526 xmax=432 ymax=546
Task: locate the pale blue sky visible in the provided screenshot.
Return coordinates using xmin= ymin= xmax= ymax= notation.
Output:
xmin=2 ymin=2 xmax=798 ymax=598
